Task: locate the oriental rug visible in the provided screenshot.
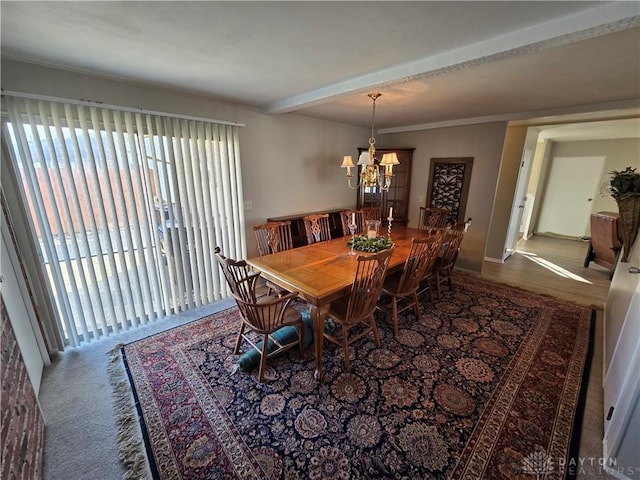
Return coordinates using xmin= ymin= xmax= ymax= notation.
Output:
xmin=113 ymin=274 xmax=593 ymax=480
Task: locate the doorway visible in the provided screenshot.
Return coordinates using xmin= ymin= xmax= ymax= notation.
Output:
xmin=536 ymin=156 xmax=606 ymax=238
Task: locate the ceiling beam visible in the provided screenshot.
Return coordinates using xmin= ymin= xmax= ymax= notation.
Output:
xmin=264 ymin=3 xmax=640 ymax=115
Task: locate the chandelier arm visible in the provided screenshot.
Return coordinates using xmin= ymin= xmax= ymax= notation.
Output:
xmin=346 ymin=176 xmax=360 ymax=190
xmin=380 ymin=174 xmax=392 ymax=191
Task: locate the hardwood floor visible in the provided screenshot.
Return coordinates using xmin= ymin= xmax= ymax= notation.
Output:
xmin=481 ymin=234 xmax=613 ymax=478
xmin=481 ymin=234 xmax=612 ymax=310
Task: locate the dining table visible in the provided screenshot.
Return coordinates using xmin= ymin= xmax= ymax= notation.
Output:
xmin=247 ymin=224 xmax=431 ymax=380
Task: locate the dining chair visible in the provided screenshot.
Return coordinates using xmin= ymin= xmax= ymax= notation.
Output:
xmin=232 ymin=290 xmax=305 ymax=383
xmin=214 ymin=247 xmax=261 ymax=304
xmin=303 ymin=213 xmax=332 ymax=244
xmin=215 ymin=247 xmax=304 ymax=382
xmin=361 ymin=206 xmax=381 ymax=223
xmin=323 ymin=248 xmax=393 ymax=371
xmin=381 ymin=234 xmax=444 ymax=336
xmin=432 ymin=219 xmax=471 ymax=298
xmin=418 ymin=206 xmax=450 ymax=232
xmin=339 ymin=209 xmax=364 ymax=236
xmin=417 ymin=235 xmax=443 ymax=302
xmin=253 ymin=221 xmax=294 ymax=256
xmin=253 ymin=221 xmax=294 ymax=296
xmin=214 ymin=247 xmax=265 ymax=348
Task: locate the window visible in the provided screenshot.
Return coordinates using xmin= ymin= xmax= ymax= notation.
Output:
xmin=2 ymin=96 xmax=245 ymax=346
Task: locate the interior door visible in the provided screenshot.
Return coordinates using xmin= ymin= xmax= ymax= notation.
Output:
xmin=536 ymin=156 xmax=605 ymax=238
xmin=504 ymin=150 xmax=533 ymax=260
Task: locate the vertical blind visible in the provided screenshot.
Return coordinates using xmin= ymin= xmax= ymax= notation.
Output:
xmin=2 ymin=95 xmax=246 ymax=347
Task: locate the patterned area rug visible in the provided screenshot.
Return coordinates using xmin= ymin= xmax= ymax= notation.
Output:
xmin=116 ymin=274 xmax=593 ymax=479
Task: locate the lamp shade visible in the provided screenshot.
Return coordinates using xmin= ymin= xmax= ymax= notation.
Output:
xmin=380 ymin=152 xmax=400 ymax=166
xmin=341 ymin=155 xmax=355 ymax=168
xmin=357 ymin=152 xmax=371 ymax=166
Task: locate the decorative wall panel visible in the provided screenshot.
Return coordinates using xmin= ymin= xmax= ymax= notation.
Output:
xmin=426 ymin=157 xmax=473 ymax=225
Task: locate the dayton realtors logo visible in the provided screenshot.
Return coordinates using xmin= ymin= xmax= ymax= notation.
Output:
xmin=521 ymin=451 xmax=554 ymax=479
xmin=521 ymin=451 xmax=629 ymax=477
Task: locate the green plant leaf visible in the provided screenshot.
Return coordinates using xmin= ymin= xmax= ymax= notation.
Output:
xmin=347 ymin=235 xmax=393 ymax=252
xmin=609 ymin=167 xmax=640 ymax=200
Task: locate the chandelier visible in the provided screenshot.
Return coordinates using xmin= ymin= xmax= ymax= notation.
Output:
xmin=341 ymin=92 xmax=399 ymax=191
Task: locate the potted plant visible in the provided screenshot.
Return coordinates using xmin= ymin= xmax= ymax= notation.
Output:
xmin=607 ymin=167 xmax=640 ymax=262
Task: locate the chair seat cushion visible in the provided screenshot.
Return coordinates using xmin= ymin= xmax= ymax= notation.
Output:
xmin=236 ymin=309 xmax=313 ymax=371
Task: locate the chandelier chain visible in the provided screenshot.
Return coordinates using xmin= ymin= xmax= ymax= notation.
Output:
xmin=369 ymin=93 xmax=378 ymax=150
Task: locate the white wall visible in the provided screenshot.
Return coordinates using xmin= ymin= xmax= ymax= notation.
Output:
xmin=526 ymin=138 xmax=640 ymax=239
xmin=381 ymin=122 xmax=508 ymax=273
xmin=550 ymin=139 xmax=640 ymax=216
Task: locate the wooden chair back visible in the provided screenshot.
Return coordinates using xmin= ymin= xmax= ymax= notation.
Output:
xmin=395 ymin=233 xmax=444 ymax=296
xmin=438 ymin=221 xmax=469 ymax=271
xmin=432 ymin=218 xmax=472 ymax=298
xmin=339 ymin=210 xmax=364 ymax=236
xmin=419 ymin=207 xmax=450 ymax=232
xmin=254 ymin=221 xmax=294 ymax=256
xmin=344 ymin=248 xmax=393 ymax=325
xmin=232 ymin=290 xmax=300 ymax=335
xmin=214 ymin=247 xmax=259 ymax=303
xmin=361 ymin=206 xmax=381 ymax=222
xmin=303 ymin=213 xmax=332 ymax=244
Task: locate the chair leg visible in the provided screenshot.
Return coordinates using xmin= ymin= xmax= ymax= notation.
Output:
xmin=436 ymin=271 xmax=443 ymax=299
xmin=430 ymin=278 xmax=439 ymax=301
xmin=391 ymin=297 xmax=399 ymax=337
xmin=258 ymin=334 xmax=269 ymax=383
xmin=370 ymin=314 xmax=381 ymax=347
xmin=446 ymin=267 xmax=453 ymax=290
xmin=411 ymin=292 xmax=421 ymax=319
xmin=342 ymin=325 xmax=350 ymax=371
xmin=233 ymin=323 xmax=246 ymax=354
xmin=296 ymin=325 xmax=304 ymax=352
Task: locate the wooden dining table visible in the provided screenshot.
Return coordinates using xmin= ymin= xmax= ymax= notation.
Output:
xmin=247 ymin=225 xmax=430 ymax=380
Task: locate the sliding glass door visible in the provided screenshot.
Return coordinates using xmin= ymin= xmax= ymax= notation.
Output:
xmin=2 ymin=96 xmax=245 ymax=347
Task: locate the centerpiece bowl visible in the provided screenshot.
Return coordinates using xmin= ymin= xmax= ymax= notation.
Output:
xmin=347 ymin=235 xmax=394 ymax=253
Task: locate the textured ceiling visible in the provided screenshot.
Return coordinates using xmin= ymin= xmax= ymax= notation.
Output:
xmin=1 ymin=1 xmax=639 ymax=139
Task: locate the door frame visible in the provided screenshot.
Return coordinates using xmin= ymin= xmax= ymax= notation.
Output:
xmin=504 ymin=149 xmax=533 ymax=260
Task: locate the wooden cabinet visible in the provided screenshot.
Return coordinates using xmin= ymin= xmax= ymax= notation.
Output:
xmin=356 ymin=147 xmax=413 ymax=225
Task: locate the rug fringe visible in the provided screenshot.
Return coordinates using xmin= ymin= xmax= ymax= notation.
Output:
xmin=107 ymin=344 xmax=150 ymax=480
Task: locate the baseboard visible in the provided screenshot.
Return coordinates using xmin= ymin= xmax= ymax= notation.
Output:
xmin=484 ymin=256 xmax=504 ymax=264
xmin=454 ymin=266 xmax=480 ymax=277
